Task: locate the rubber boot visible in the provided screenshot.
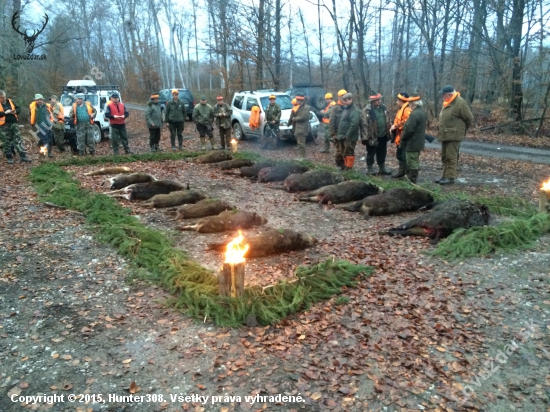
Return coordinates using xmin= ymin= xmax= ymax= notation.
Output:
xmin=392 ymin=169 xmax=406 ymax=179
xmin=200 ymin=137 xmax=206 ymax=150
xmin=155 ymin=144 xmax=163 ymax=152
xmin=178 ymin=136 xmax=183 ymax=150
xmin=47 ymin=145 xmax=54 ymax=158
xmin=407 ymin=170 xmax=419 ymax=184
xmin=335 ymin=157 xmax=345 ymax=170
xmin=345 ymin=156 xmax=355 ymax=170
xmin=209 ymin=137 xmax=216 ymax=150
xmin=366 ymin=164 xmax=376 ymax=175
xmin=298 ymin=146 xmax=306 ymax=159
xmin=113 ymin=148 xmax=120 ymax=155
xmin=150 ymin=145 xmax=157 ymax=152
xmin=319 ymin=141 xmax=330 ymax=153
xmin=378 ymin=163 xmax=392 ymax=175
xmin=6 ymin=155 xmax=14 ymax=164
xmin=20 ymin=152 xmax=32 ymax=162
xmin=124 ymin=147 xmax=133 ymax=154
xmin=171 ymin=136 xmax=176 ymax=151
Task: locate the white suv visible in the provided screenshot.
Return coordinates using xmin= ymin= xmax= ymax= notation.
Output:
xmin=230 ymin=90 xmax=319 ymax=142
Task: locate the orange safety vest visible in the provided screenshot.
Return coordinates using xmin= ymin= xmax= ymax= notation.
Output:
xmin=72 ymin=101 xmax=94 ymax=124
xmin=52 ymin=102 xmax=64 ymax=122
xmin=249 ymin=106 xmax=261 ymax=130
xmin=321 ymin=101 xmax=336 ymax=124
xmin=0 ymin=99 xmax=17 ymax=126
xmin=29 ymin=101 xmax=54 ymax=126
xmin=393 ymin=102 xmax=412 ymax=146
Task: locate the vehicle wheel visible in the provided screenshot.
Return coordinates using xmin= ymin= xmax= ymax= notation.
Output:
xmin=92 ymin=123 xmax=103 ymax=144
xmin=312 ymin=95 xmax=326 ymax=110
xmin=233 ymin=122 xmax=245 ymax=141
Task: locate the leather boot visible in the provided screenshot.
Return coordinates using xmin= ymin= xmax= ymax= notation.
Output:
xmin=200 ymin=137 xmax=206 ymax=150
xmin=20 ymin=153 xmax=32 ymax=162
xmin=392 ymin=169 xmax=406 ymax=179
xmin=78 ymin=150 xmax=85 ymax=156
xmin=366 ymin=165 xmax=376 ymax=175
xmin=178 ymin=136 xmax=183 ymax=150
xmin=335 ymin=158 xmax=345 ymax=170
xmin=47 ymin=145 xmax=54 ymax=158
xmin=6 ymin=155 xmax=14 ymax=164
xmin=209 ymin=137 xmax=216 ymax=150
xmin=407 ymin=170 xmax=419 ymax=184
xmin=170 ymin=136 xmax=176 ymax=151
xmin=155 ymin=144 xmax=163 ymax=152
xmin=378 ymin=163 xmax=392 ymax=175
xmin=150 ymin=145 xmax=157 ymax=152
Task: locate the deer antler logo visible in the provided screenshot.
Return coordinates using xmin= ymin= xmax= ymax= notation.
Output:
xmin=11 ymin=11 xmax=49 ymax=54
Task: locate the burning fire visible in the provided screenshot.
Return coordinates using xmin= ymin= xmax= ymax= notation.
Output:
xmin=224 ymin=230 xmax=249 ymax=264
xmin=39 ymin=146 xmax=47 ymax=155
xmin=542 ymin=178 xmax=550 ymax=191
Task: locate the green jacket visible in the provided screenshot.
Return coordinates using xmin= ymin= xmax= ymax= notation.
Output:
xmin=288 ymin=103 xmax=310 ymax=137
xmin=265 ymin=103 xmax=281 ymax=123
xmin=438 ymin=94 xmax=473 ymax=142
xmin=193 ymin=103 xmax=214 ymax=126
xmin=401 ymin=105 xmax=426 ymax=152
xmin=360 ymin=103 xmax=391 ymax=145
xmin=212 ymin=102 xmax=232 ymax=129
xmin=337 ymin=102 xmax=361 ymax=142
xmin=328 ymin=103 xmax=344 ymax=137
xmin=145 ymin=100 xmax=162 ymax=129
xmin=165 ymin=99 xmax=186 ymax=123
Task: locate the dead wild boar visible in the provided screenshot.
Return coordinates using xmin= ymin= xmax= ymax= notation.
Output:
xmin=106 ymin=180 xmax=186 ymax=201
xmin=344 ymin=188 xmax=434 ymax=217
xmin=107 ymin=172 xmax=156 ymax=190
xmin=298 ymin=181 xmax=384 ymax=204
xmin=142 ymin=190 xmax=206 ymax=208
xmin=257 ymin=163 xmax=309 ymax=183
xmin=178 ymin=210 xmax=267 ymax=233
xmin=176 ymin=199 xmax=233 ymax=219
xmin=239 ymin=162 xmax=276 ymax=178
xmin=195 ymin=151 xmax=232 ymax=164
xmin=84 ymin=166 xmax=133 ymax=176
xmin=283 ymin=170 xmax=344 ymax=192
xmin=217 ymin=159 xmax=254 ymax=170
xmin=207 ymin=228 xmax=317 ymax=258
xmin=386 ymin=199 xmax=490 ymax=242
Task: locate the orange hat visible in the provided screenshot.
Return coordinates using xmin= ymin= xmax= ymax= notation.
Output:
xmin=216 ymin=96 xmax=224 ymax=100
xmin=325 ymin=93 xmax=333 ymax=99
xmin=369 ymin=92 xmax=382 ymax=100
xmin=296 ymin=93 xmax=305 ymax=101
xmin=269 ymin=94 xmax=276 ymax=99
xmin=171 ymin=89 xmax=178 ymax=95
xmin=151 ymin=94 xmax=159 ymax=99
xmin=407 ymin=94 xmax=421 ymax=102
xmin=337 ymin=89 xmax=347 ymax=97
xmin=291 ymin=98 xmax=297 ymax=105
xmin=397 ymin=93 xmax=409 ymax=101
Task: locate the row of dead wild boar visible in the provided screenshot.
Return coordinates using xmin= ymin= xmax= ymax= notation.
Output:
xmin=84 ymin=151 xmax=490 ymax=257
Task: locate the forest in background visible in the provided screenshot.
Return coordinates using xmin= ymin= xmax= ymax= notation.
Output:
xmin=1 ymin=0 xmax=550 ymax=132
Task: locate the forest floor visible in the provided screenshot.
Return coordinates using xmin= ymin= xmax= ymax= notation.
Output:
xmin=1 ymin=111 xmax=549 ymax=412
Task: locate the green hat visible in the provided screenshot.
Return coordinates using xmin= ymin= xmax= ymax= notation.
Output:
xmin=200 ymin=95 xmax=207 ymax=100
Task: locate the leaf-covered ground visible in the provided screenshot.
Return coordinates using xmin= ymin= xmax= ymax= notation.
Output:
xmin=1 ymin=111 xmax=549 ymax=411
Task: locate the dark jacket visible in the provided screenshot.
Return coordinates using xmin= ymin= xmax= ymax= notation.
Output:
xmin=328 ymin=102 xmax=344 ymax=137
xmin=438 ymin=94 xmax=473 ymax=142
xmin=401 ymin=105 xmax=427 ymax=152
xmin=288 ymin=103 xmax=310 ymax=137
xmin=165 ymin=99 xmax=186 ymax=123
xmin=145 ymin=100 xmax=162 ymax=129
xmin=212 ymin=102 xmax=232 ymax=129
xmin=337 ymin=102 xmax=361 ymax=142
xmin=361 ymin=103 xmax=391 ymax=145
xmin=0 ymin=99 xmax=19 ymax=124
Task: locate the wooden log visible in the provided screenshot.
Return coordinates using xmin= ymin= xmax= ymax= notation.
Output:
xmin=219 ymin=262 xmax=245 ymax=297
xmin=540 ymin=190 xmax=550 ymax=214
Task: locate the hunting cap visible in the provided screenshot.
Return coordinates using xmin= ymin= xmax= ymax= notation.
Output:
xmin=216 ymin=96 xmax=224 ymax=100
xmin=342 ymin=93 xmax=353 ymax=100
xmin=325 ymin=93 xmax=333 ymax=99
xmin=34 ymin=94 xmax=44 ymax=100
xmin=439 ymin=84 xmax=454 ymax=94
xmin=171 ymin=89 xmax=179 ymax=95
xmin=337 ymin=89 xmax=347 ymax=97
xmin=369 ymin=92 xmax=382 ymax=101
xmin=75 ymin=93 xmax=85 ymax=99
xmin=50 ymin=94 xmax=58 ymax=100
xmin=269 ymin=94 xmax=276 ymax=100
xmin=408 ymin=93 xmax=421 ymax=102
xmin=397 ymin=93 xmax=409 ymax=101
xmin=111 ymin=92 xmax=120 ymax=99
xmin=150 ymin=94 xmax=159 ymax=99
xmin=296 ymin=93 xmax=305 ymax=101
xmin=200 ymin=95 xmax=207 ymax=100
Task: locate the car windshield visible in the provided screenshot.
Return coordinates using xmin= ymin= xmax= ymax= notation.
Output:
xmin=61 ymin=94 xmax=98 ymax=106
xmin=260 ymin=95 xmax=292 ymax=110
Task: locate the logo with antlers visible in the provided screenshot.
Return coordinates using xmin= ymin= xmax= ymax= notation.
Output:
xmin=11 ymin=11 xmax=49 ymax=54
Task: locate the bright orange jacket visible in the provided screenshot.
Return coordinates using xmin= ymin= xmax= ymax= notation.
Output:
xmin=29 ymin=101 xmax=54 ymax=126
xmin=393 ymin=102 xmax=412 ymax=146
xmin=51 ymin=101 xmax=64 ymax=122
xmin=72 ymin=102 xmax=94 ymax=124
xmin=249 ymin=106 xmax=261 ymax=130
xmin=0 ymin=99 xmax=17 ymax=125
xmin=321 ymin=101 xmax=336 ymax=124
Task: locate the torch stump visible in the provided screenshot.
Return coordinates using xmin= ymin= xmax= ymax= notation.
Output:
xmin=219 ymin=262 xmax=245 ymax=297
xmin=540 ymin=190 xmax=550 ymax=214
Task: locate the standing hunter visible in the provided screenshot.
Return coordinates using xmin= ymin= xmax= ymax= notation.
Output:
xmin=145 ymin=94 xmax=163 ymax=152
xmin=105 ymin=92 xmax=132 ymax=155
xmin=29 ymin=94 xmax=54 ymax=158
xmin=336 ymin=93 xmax=361 ymax=170
xmin=329 ymin=89 xmax=347 ymax=169
xmin=262 ymin=94 xmax=281 ymax=150
xmin=399 ymin=94 xmax=426 ymax=183
xmin=362 ymin=92 xmax=392 ymax=175
xmin=319 ymin=92 xmax=336 ymax=153
xmin=287 ymin=93 xmax=310 ymax=160
xmin=165 ymin=89 xmax=186 ymax=151
xmin=49 ymin=95 xmax=66 ymax=153
xmin=212 ymin=96 xmax=233 ymax=150
xmin=69 ymin=93 xmax=97 ymax=156
xmin=193 ymin=95 xmax=215 ymax=150
xmin=0 ymin=90 xmax=32 ymax=164
xmin=389 ymin=93 xmax=411 ymax=179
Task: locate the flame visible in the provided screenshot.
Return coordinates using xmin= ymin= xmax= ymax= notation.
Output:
xmin=542 ymin=178 xmax=550 ymax=191
xmin=230 ymin=139 xmax=237 ymax=144
xmin=224 ymin=230 xmax=249 ymax=264
xmin=39 ymin=146 xmax=47 ymax=155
